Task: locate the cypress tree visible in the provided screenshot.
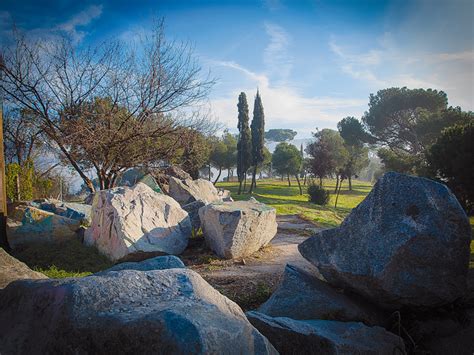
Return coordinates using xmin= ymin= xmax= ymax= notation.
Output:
xmin=249 ymin=90 xmax=265 ymax=193
xmin=236 ymin=92 xmax=252 ymax=195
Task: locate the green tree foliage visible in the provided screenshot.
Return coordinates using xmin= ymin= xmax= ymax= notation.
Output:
xmin=363 ymin=87 xmax=448 ymax=153
xmin=249 ymin=91 xmax=266 ymax=193
xmin=236 ymin=92 xmax=252 ymax=194
xmin=427 ymin=122 xmax=474 ymax=213
xmin=5 ymin=159 xmax=54 ymax=201
xmin=178 ymin=130 xmax=212 ymax=180
xmin=338 ymin=116 xmax=370 ymax=190
xmin=272 ymin=142 xmax=303 ymax=194
xmin=210 ymin=132 xmax=237 ymax=184
xmin=306 ymin=129 xmax=347 ymax=185
xmin=264 ymin=129 xmax=297 ymax=142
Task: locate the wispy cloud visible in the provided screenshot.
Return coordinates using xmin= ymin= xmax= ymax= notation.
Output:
xmin=209 ymin=60 xmax=366 ymax=137
xmin=264 ymin=22 xmax=293 ymax=83
xmin=57 ymin=5 xmax=103 ymax=43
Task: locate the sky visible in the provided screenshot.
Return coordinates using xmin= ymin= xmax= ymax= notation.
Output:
xmin=1 ymin=0 xmax=473 ymax=140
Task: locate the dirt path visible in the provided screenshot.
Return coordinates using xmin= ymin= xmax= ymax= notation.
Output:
xmin=181 ymin=215 xmax=323 ymax=310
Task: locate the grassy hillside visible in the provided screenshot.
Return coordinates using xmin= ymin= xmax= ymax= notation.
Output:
xmin=217 ymin=178 xmax=372 ymax=228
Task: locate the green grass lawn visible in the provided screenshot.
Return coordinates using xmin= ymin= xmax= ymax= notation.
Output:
xmin=217 ymin=178 xmax=372 ymax=228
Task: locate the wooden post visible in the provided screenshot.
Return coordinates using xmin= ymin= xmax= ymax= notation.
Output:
xmin=0 ymin=99 xmax=10 ymax=250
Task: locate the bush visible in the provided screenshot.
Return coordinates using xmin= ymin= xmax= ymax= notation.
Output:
xmin=307 ymin=183 xmax=330 ymax=205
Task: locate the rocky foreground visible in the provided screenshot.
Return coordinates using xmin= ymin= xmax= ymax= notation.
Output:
xmin=0 ymin=172 xmax=472 ymax=354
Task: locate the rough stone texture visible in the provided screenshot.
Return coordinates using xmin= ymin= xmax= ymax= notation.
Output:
xmin=0 ymin=269 xmax=277 ymax=355
xmin=153 ymin=166 xmax=193 ymax=194
xmin=38 ymin=200 xmax=92 ymax=224
xmin=7 ymin=205 xmax=81 ymax=248
xmin=247 ymin=311 xmax=405 ymax=355
xmin=199 ymin=200 xmax=277 ymax=259
xmin=182 ymin=200 xmax=206 ymax=231
xmin=169 ymin=177 xmax=222 ymax=205
xmin=0 ymin=248 xmax=46 ymax=289
xmin=84 ymin=183 xmax=191 ymax=261
xmin=103 ymin=255 xmax=185 ymax=273
xmin=258 ymin=264 xmax=385 ymax=326
xmin=218 ymin=189 xmax=233 ymax=202
xmin=138 ymin=173 xmax=162 ymax=194
xmin=299 ymin=172 xmax=471 ymax=309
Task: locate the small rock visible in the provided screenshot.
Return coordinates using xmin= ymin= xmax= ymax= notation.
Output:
xmin=100 ymin=255 xmax=185 ymax=273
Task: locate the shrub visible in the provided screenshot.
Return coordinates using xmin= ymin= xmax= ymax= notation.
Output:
xmin=307 ymin=183 xmax=330 ymax=205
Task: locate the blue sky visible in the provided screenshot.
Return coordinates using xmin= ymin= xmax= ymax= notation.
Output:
xmin=1 ymin=0 xmax=473 ymax=138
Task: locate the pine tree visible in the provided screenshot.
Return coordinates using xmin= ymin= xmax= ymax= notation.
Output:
xmin=236 ymin=92 xmax=252 ymax=195
xmin=249 ymin=90 xmax=265 ymax=193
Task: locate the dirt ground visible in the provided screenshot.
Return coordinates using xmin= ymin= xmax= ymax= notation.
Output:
xmin=180 ymin=215 xmax=323 ymax=310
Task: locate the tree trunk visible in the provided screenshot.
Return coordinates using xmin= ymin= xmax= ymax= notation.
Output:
xmin=335 ymin=175 xmax=339 ymax=193
xmin=15 ymin=174 xmax=21 ymax=201
xmin=244 ymin=173 xmax=247 ymax=191
xmin=287 ymin=173 xmax=291 ymax=187
xmin=238 ymin=178 xmax=243 ymax=195
xmin=319 ymin=176 xmax=322 ymax=187
xmin=213 ymin=167 xmax=222 ymax=185
xmin=335 ymin=179 xmax=343 ymax=208
xmin=295 ymin=174 xmax=302 ymax=195
xmin=303 ymin=173 xmax=307 ymax=185
xmin=348 ymin=176 xmax=352 ymax=191
xmin=249 ymin=165 xmax=257 ymax=193
xmin=227 ymin=168 xmax=230 ymax=182
xmin=208 ymin=164 xmax=211 ymax=181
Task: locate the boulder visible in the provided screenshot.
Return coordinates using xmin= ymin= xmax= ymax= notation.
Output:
xmin=39 ymin=200 xmax=92 ymax=224
xmin=138 ymin=173 xmax=162 ymax=194
xmin=169 ymin=177 xmax=222 ymax=205
xmin=218 ymin=189 xmax=233 ymax=202
xmin=247 ymin=311 xmax=405 ymax=355
xmin=0 ymin=248 xmax=46 ymax=289
xmin=84 ymin=183 xmax=191 ymax=261
xmin=258 ymin=264 xmax=385 ymax=326
xmin=7 ymin=206 xmax=81 ymax=248
xmin=182 ymin=200 xmax=206 ymax=231
xmin=103 ymin=255 xmax=185 ymax=273
xmin=0 ymin=269 xmax=277 ymax=354
xmin=299 ymin=172 xmax=471 ymax=309
xmin=199 ymin=200 xmax=277 ymax=259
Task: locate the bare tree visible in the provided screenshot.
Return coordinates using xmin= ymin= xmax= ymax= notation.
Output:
xmin=0 ymin=20 xmax=215 ymax=192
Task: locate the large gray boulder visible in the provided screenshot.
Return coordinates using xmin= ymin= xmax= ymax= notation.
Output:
xmin=299 ymin=172 xmax=471 ymax=309
xmin=247 ymin=311 xmax=405 ymax=355
xmin=0 ymin=268 xmax=277 ymax=354
xmin=199 ymin=200 xmax=277 ymax=259
xmin=258 ymin=264 xmax=385 ymax=326
xmin=84 ymin=183 xmax=191 ymax=261
xmin=182 ymin=200 xmax=206 ymax=231
xmin=0 ymin=248 xmax=46 ymax=289
xmin=38 ymin=200 xmax=92 ymax=224
xmin=7 ymin=205 xmax=81 ymax=248
xmin=168 ymin=177 xmax=222 ymax=205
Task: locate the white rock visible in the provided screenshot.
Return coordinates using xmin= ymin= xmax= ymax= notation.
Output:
xmin=168 ymin=177 xmax=222 ymax=205
xmin=84 ymin=183 xmax=191 ymax=261
xmin=199 ymin=200 xmax=277 ymax=259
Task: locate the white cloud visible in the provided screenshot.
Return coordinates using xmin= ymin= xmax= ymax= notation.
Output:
xmin=57 ymin=5 xmax=103 ymax=43
xmin=329 ymin=37 xmax=473 ymax=109
xmin=263 ymin=23 xmax=293 ymax=82
xmin=209 ymin=61 xmax=366 ymax=137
